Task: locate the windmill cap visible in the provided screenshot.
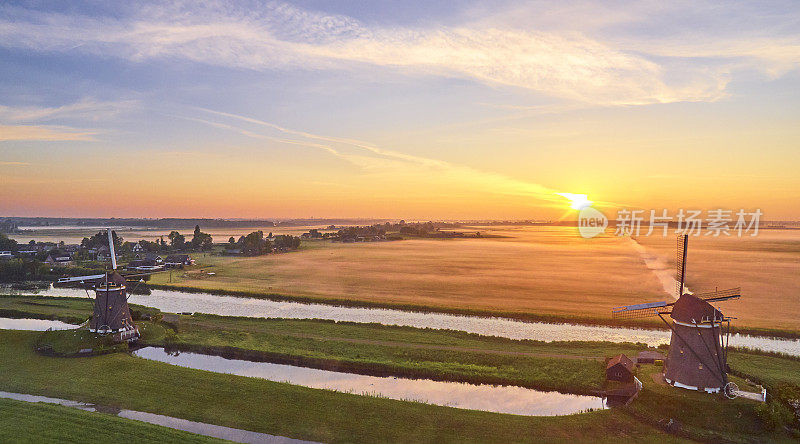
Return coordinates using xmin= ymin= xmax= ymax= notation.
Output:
xmin=670 ymin=293 xmax=724 ymax=324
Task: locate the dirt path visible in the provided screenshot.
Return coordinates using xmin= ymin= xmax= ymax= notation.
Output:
xmin=161 ymin=314 xmax=604 ymax=361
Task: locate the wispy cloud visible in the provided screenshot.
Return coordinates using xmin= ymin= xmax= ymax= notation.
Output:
xmin=0 ymin=99 xmax=137 ymax=123
xmin=0 ymin=124 xmax=96 ymax=142
xmin=0 ymin=161 xmax=29 ymax=166
xmin=186 ymin=107 xmax=566 ymax=204
xmin=4 ymin=1 xmax=794 ymax=106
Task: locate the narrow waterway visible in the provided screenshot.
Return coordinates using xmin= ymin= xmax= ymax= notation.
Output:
xmin=133 ymin=347 xmax=606 ymax=416
xmin=0 ymin=390 xmax=315 ymax=444
xmin=0 ymin=317 xmax=78 ymax=331
xmin=4 ymin=285 xmax=800 ymax=356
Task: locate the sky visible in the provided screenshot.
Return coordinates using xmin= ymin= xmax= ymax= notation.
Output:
xmin=0 ymin=0 xmax=799 ymax=220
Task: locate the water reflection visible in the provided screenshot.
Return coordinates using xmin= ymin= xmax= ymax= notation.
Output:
xmin=134 ymin=346 xmax=605 ymax=416
xmin=5 ymin=285 xmax=800 ymax=356
xmin=0 ymin=317 xmax=77 ymax=331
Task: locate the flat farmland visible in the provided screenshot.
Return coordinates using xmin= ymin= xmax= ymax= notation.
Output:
xmin=148 ymin=226 xmax=800 ymax=331
xmin=151 ymin=227 xmax=669 ymax=321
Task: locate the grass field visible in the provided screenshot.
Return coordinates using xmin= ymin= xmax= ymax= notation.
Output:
xmin=156 ymin=313 xmax=638 ymax=394
xmin=146 ymin=226 xmax=800 ymax=332
xmin=0 ymin=330 xmax=681 ymax=443
xmin=0 ymin=397 xmax=223 ymax=443
xmin=2 ymin=297 xmax=799 ymax=442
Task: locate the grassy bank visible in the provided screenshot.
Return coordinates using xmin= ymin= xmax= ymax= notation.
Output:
xmin=0 ymin=294 xmax=160 ymax=325
xmin=0 ymin=330 xmax=678 ymax=443
xmin=0 ymin=397 xmax=223 ymax=443
xmin=623 ymin=364 xmax=794 ymax=442
xmin=152 ymin=314 xmax=648 ymax=394
xmin=145 ymin=283 xmax=800 ymax=339
xmin=0 ymin=295 xmax=93 ymax=324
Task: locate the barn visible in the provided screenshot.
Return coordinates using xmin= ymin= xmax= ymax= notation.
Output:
xmin=606 ymin=354 xmax=635 ymax=383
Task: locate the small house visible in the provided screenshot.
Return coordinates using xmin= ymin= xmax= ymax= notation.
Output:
xmin=44 ymin=252 xmax=73 ymax=266
xmin=144 ymin=253 xmax=163 ymax=264
xmin=636 ymin=350 xmax=666 ymax=365
xmin=165 ymin=254 xmax=194 ymax=268
xmin=606 ymin=354 xmax=635 ymax=383
xmin=132 ymin=243 xmax=146 ymax=258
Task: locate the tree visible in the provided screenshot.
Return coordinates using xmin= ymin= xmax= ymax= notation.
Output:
xmin=190 ymin=225 xmax=213 ymax=251
xmin=0 ymin=233 xmax=18 ymax=252
xmin=241 ymin=231 xmax=266 ymax=256
xmin=273 ymin=235 xmax=301 ymax=250
xmin=81 ymin=230 xmax=123 ymax=249
xmin=228 ymin=237 xmax=236 ymax=244
xmin=168 ymin=231 xmax=185 ymax=248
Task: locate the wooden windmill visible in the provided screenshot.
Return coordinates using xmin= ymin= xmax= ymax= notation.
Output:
xmin=58 ymin=229 xmax=140 ymax=342
xmin=612 ymin=235 xmax=742 ymax=397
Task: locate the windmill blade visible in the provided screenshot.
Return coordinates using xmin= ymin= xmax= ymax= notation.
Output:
xmin=695 ymin=287 xmax=741 ymax=302
xmin=57 ymin=274 xmax=107 ymax=284
xmin=676 ymin=234 xmax=688 ymax=297
xmin=107 ymin=228 xmax=117 ymax=270
xmin=612 ymin=301 xmax=672 ymax=320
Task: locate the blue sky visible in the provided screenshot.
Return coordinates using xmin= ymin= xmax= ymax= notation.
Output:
xmin=1 ymin=0 xmax=799 ymax=218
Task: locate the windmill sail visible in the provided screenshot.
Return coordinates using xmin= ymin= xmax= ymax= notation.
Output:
xmin=612 ymin=300 xmax=671 ymax=319
xmin=107 ymin=228 xmax=117 ymax=270
xmin=676 ymin=234 xmax=688 ymax=297
xmin=695 ymin=287 xmax=741 ymax=302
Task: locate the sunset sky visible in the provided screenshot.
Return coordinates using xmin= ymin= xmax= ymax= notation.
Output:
xmin=1 ymin=1 xmax=799 ymax=219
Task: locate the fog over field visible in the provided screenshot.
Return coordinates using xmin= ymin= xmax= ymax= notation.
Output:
xmin=145 ymin=226 xmax=800 ymax=331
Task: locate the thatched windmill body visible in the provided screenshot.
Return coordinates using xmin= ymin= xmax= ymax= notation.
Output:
xmin=612 ymin=235 xmax=741 ymax=397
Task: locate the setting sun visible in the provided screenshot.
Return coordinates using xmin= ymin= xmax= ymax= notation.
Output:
xmin=557 ymin=193 xmax=593 ymax=210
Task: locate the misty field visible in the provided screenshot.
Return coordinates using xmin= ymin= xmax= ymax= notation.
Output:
xmin=151 ymin=227 xmax=668 ymax=320
xmin=147 ymin=226 xmax=800 ymax=331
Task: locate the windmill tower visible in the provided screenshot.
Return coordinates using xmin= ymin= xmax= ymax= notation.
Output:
xmin=58 ymin=229 xmax=140 ymax=342
xmin=612 ymin=235 xmax=741 ymax=397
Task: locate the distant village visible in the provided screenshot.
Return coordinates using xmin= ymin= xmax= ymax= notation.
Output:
xmin=307 ymin=221 xmax=483 ymax=242
xmin=0 ymin=226 xmax=302 ymax=282
xmin=0 ymin=221 xmax=489 ymax=283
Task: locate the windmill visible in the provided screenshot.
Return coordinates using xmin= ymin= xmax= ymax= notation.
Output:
xmin=612 ymin=234 xmax=741 ymax=397
xmin=57 ymin=229 xmax=141 ymax=342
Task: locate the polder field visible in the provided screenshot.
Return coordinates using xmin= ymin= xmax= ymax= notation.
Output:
xmin=2 ymin=295 xmax=800 ymax=442
xmin=145 ymin=225 xmax=800 ymax=333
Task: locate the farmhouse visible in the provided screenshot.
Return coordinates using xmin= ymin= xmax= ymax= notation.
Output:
xmin=165 ymin=254 xmax=194 ymax=268
xmin=606 ymin=354 xmax=635 ymax=383
xmin=132 ymin=242 xmax=146 ymax=257
xmin=44 ymin=252 xmax=73 ymax=266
